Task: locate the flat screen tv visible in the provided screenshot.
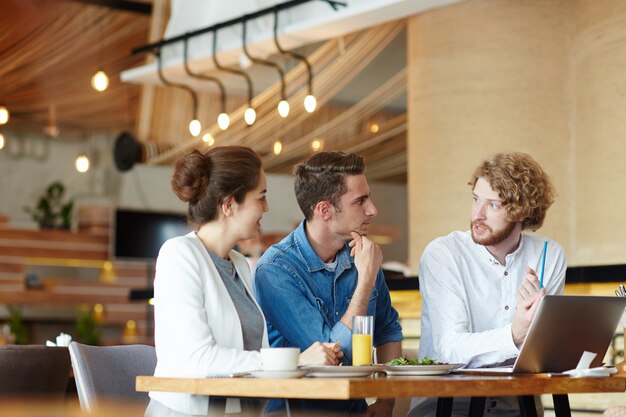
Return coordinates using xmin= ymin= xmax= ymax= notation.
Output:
xmin=113 ymin=209 xmax=190 ymax=260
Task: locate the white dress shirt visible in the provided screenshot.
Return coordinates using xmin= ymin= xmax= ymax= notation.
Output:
xmin=409 ymin=231 xmax=566 ymax=417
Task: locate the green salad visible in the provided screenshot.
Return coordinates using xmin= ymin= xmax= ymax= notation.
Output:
xmin=389 ymin=356 xmax=439 ymax=366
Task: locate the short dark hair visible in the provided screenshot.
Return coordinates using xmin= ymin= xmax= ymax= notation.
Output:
xmin=172 ymin=146 xmax=262 ymax=228
xmin=469 ymin=152 xmax=556 ymax=231
xmin=294 ymin=151 xmax=365 ymax=221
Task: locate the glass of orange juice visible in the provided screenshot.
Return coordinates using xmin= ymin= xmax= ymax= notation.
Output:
xmin=352 ymin=315 xmax=373 ymax=366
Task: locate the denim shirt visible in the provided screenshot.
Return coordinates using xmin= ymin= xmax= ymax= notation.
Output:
xmin=254 ymin=220 xmax=403 ymax=364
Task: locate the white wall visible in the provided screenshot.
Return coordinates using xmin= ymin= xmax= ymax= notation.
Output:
xmin=0 ymin=133 xmax=119 ymax=228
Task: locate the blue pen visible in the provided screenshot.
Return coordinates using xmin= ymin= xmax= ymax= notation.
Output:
xmin=538 ymin=240 xmax=548 ymax=289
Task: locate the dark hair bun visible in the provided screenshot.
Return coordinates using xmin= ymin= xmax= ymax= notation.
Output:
xmin=171 ymin=150 xmax=211 ymax=204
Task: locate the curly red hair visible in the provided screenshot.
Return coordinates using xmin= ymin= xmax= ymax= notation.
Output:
xmin=469 ymin=152 xmax=556 ymax=231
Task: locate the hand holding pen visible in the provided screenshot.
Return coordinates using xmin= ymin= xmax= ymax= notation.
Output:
xmin=516 ymin=267 xmax=546 ymax=303
xmin=512 ymin=242 xmax=549 ymax=347
xmin=512 ymin=268 xmax=545 ymax=346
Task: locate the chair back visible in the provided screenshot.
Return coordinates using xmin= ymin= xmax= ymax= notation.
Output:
xmin=0 ymin=345 xmax=71 ymax=401
xmin=68 ymin=342 xmax=156 ymax=412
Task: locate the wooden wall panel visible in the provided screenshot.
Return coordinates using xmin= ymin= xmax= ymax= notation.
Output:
xmin=571 ymin=0 xmax=626 ymax=265
xmin=0 ymin=226 xmax=154 ymax=341
xmin=407 ymin=0 xmax=572 ymax=271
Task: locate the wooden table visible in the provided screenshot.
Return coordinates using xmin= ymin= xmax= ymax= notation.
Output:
xmin=137 ymin=372 xmax=626 ymax=417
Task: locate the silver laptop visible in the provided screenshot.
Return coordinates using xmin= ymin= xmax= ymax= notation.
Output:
xmin=511 ymin=295 xmax=626 ymax=373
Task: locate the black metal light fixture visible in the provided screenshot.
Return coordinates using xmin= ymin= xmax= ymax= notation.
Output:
xmin=273 ymin=9 xmax=316 ymax=113
xmin=155 ymin=49 xmax=201 ymax=136
xmin=91 ymin=13 xmax=109 ymax=92
xmin=183 ymin=38 xmax=230 ymax=131
xmin=212 ymin=29 xmax=256 ymax=126
xmin=242 ymin=18 xmax=289 ymax=118
xmin=132 ymin=1 xmax=347 ymax=127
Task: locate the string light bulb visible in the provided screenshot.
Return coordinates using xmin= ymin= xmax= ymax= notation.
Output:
xmin=91 ymin=70 xmax=109 ymax=92
xmin=244 ymin=107 xmax=256 ymax=126
xmin=189 ymin=119 xmax=201 ymax=137
xmin=0 ymin=132 xmax=5 ymax=149
xmin=202 ymin=133 xmax=215 ymax=146
xmin=273 ymin=140 xmax=283 ymax=155
xmin=304 ymin=95 xmax=317 ymax=113
xmin=278 ymin=100 xmax=290 ymax=118
xmin=311 ymin=138 xmax=323 ymax=151
xmin=217 ymin=112 xmax=230 ymax=131
xmin=75 ymin=154 xmax=90 ymax=173
xmin=0 ymin=105 xmax=9 ymax=125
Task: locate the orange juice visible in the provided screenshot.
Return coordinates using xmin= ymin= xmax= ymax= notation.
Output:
xmin=352 ymin=333 xmax=372 ymax=366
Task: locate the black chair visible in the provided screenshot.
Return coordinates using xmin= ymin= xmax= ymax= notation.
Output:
xmin=0 ymin=345 xmax=71 ymax=401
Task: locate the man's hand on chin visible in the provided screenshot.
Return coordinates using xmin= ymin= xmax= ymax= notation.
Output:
xmin=362 ymin=399 xmax=394 ymax=417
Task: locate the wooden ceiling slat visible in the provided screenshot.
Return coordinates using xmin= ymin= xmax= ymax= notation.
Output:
xmin=0 ymin=0 xmax=149 ymax=137
xmin=1 ymin=1 xmax=408 ymax=182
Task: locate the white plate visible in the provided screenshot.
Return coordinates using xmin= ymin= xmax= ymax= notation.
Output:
xmin=249 ymin=370 xmax=309 ymax=379
xmin=304 ymin=364 xmax=385 ymax=378
xmin=384 ymin=364 xmax=462 ymax=376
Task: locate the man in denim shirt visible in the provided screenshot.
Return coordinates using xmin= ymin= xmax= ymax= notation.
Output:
xmin=255 ymin=151 xmax=403 ymax=416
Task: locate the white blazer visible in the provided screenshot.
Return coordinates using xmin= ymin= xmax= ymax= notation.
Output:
xmin=149 ymin=232 xmax=269 ymax=415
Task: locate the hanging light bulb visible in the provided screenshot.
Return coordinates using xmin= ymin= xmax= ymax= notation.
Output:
xmin=189 ymin=119 xmax=201 ymax=137
xmin=202 ymin=133 xmax=215 ymax=146
xmin=212 ymin=29 xmax=256 ymax=126
xmin=277 ymin=100 xmax=290 ymax=118
xmin=273 ymin=140 xmax=283 ymax=155
xmin=244 ymin=107 xmax=256 ymax=126
xmin=273 ymin=11 xmax=317 ymax=114
xmin=91 ymin=70 xmax=109 ymax=92
xmin=311 ymin=138 xmax=323 ymax=152
xmin=182 ymin=37 xmax=229 ymax=135
xmin=304 ymin=95 xmax=317 ymax=113
xmin=217 ymin=112 xmax=230 ymax=131
xmin=0 ymin=132 xmax=5 ymax=149
xmin=75 ymin=154 xmax=90 ymax=173
xmin=0 ymin=105 xmax=9 ymax=125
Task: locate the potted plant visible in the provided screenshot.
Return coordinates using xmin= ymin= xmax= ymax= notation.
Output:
xmin=7 ymin=306 xmax=28 ymax=344
xmin=24 ymin=181 xmax=74 ymax=230
xmin=76 ymin=308 xmax=101 ymax=345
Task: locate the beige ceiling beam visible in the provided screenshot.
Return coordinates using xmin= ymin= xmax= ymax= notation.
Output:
xmin=135 ymin=0 xmax=169 ymax=142
xmin=262 ymin=68 xmax=406 ymax=169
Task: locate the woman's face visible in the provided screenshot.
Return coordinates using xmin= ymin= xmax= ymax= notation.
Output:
xmin=233 ymin=170 xmax=268 ymax=241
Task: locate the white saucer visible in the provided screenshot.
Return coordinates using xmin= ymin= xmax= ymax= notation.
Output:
xmin=249 ymin=370 xmax=309 ymax=379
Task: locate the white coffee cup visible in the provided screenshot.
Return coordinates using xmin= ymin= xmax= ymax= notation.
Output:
xmin=260 ymin=347 xmax=300 ymax=371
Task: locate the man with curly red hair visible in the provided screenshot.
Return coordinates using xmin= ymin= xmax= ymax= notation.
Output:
xmin=409 ymin=152 xmax=567 ymax=417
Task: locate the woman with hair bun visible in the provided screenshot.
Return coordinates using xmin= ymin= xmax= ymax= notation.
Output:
xmin=147 ymin=147 xmax=341 ymax=417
